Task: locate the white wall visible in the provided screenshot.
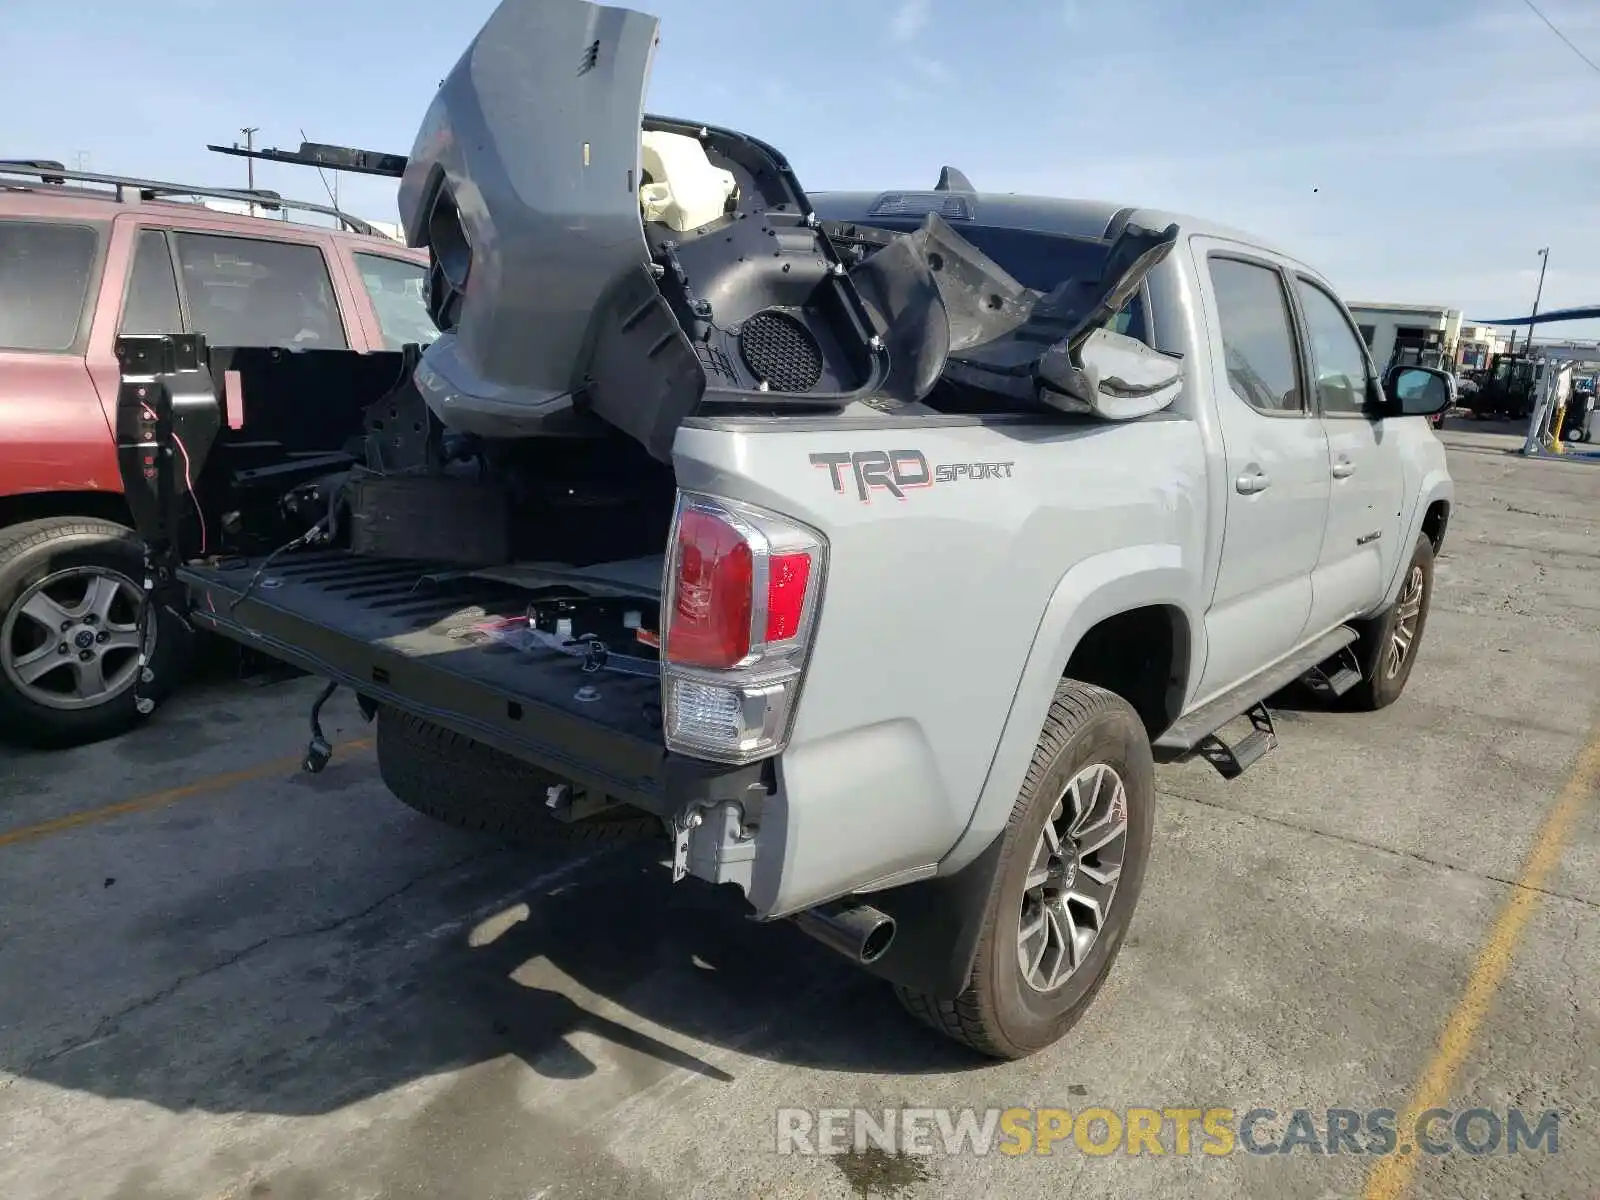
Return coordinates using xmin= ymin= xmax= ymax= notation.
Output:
xmin=1348 ymin=304 xmax=1461 ymax=371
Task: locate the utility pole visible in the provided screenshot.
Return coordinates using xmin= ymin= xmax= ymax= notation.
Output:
xmin=240 ymin=126 xmax=259 ymax=217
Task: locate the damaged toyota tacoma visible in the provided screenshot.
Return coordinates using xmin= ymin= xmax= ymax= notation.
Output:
xmin=113 ymin=0 xmax=1455 ymax=1059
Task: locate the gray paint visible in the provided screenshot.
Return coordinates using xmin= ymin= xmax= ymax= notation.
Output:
xmin=397 ymin=0 xmax=660 ymax=437
xmin=379 ymin=0 xmax=1453 ymax=920
xmin=671 ymin=223 xmax=1453 ymax=913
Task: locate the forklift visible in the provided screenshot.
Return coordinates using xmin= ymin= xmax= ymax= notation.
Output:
xmin=1461 ymin=351 xmax=1539 ymax=421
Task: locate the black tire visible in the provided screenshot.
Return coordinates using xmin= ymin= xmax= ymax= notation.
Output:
xmin=1344 ymin=532 xmax=1435 ymax=712
xmin=895 ymin=681 xmax=1154 ymax=1060
xmin=374 ymin=707 xmax=664 ymax=844
xmin=0 ymin=517 xmax=189 ymax=749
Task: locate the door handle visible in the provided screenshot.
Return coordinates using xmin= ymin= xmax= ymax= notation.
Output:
xmin=1235 ymin=470 xmax=1271 ymax=495
xmin=1332 ymin=460 xmax=1356 ymax=479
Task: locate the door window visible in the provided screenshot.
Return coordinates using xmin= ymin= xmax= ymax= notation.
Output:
xmin=0 ymin=220 xmax=100 ymax=352
xmin=172 ymin=232 xmax=347 ymax=349
xmin=353 ymin=253 xmax=440 ymax=350
xmin=1208 ymin=257 xmax=1304 ymax=414
xmin=120 ymin=230 xmax=184 ymax=336
xmin=1295 ymin=280 xmax=1371 ymax=415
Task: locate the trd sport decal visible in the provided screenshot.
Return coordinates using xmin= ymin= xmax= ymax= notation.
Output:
xmin=809 ymin=450 xmax=1016 ymax=502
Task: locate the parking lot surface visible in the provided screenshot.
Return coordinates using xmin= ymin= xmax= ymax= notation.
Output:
xmin=1 ymin=422 xmax=1596 ymax=1200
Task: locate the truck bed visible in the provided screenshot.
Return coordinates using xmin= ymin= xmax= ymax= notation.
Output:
xmin=179 ymin=550 xmax=756 ymax=814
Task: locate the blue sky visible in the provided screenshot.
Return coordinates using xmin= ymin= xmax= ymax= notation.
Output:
xmin=7 ymin=0 xmax=1599 ymax=339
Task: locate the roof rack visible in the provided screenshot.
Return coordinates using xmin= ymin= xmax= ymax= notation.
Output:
xmin=0 ymin=159 xmax=387 ymax=238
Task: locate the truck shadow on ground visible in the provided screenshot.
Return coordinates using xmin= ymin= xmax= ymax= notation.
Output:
xmin=9 ymin=836 xmax=986 ymax=1118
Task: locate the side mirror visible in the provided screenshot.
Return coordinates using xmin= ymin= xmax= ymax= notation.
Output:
xmin=1381 ymin=365 xmax=1454 ymax=417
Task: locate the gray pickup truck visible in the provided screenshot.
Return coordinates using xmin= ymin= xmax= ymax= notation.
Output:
xmin=114 ymin=0 xmax=1454 ymax=1060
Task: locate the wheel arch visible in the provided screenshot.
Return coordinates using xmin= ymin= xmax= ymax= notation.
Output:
xmin=937 ymin=544 xmax=1200 ymax=877
xmin=0 ymin=490 xmax=134 ymax=538
xmin=1383 ymin=473 xmax=1452 ymax=608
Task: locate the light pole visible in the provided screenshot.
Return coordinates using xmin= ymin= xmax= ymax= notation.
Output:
xmin=1512 ymin=247 xmax=1550 ymax=356
xmin=1527 ymin=246 xmax=1550 ymax=352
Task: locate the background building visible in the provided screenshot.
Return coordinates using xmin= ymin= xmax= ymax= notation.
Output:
xmin=1348 ymin=302 xmax=1463 ymax=372
xmin=1456 ymin=324 xmax=1510 ymax=372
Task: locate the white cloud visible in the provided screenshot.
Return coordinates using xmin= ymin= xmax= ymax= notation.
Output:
xmin=889 ymin=0 xmax=930 ymax=43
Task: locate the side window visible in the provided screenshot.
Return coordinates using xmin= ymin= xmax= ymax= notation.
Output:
xmin=0 ymin=220 xmax=100 ymax=353
xmin=171 ymin=232 xmax=348 ymax=350
xmin=1107 ymin=293 xmax=1148 ymax=345
xmin=1208 ymin=257 xmax=1303 ymax=414
xmin=352 ymin=253 xmax=440 ymax=350
xmin=1295 ymin=280 xmax=1371 ymax=416
xmin=120 ymin=230 xmax=183 ymax=336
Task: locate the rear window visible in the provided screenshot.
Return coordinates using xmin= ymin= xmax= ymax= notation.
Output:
xmin=0 ymin=220 xmax=100 ymax=352
xmin=353 ymin=253 xmax=440 ymax=350
xmin=856 ymin=220 xmax=1148 ymax=344
xmin=172 ymin=232 xmax=348 ymax=350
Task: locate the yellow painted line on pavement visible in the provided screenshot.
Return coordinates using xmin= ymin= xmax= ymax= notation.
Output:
xmin=1363 ymin=725 xmax=1600 ymax=1200
xmin=0 ymin=738 xmax=373 ymax=849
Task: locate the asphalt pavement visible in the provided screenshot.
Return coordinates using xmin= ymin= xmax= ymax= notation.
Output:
xmin=1 ymin=420 xmax=1596 ymax=1200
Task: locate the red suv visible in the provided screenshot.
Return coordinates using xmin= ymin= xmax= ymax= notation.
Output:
xmin=0 ymin=161 xmax=433 ymax=746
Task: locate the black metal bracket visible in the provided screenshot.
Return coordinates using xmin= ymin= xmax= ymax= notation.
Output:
xmin=206 ymin=140 xmax=409 ymax=180
xmin=113 ymin=334 xmax=210 ymax=716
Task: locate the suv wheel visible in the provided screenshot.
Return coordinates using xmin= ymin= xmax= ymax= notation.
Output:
xmin=1344 ymin=532 xmax=1435 ymax=712
xmin=0 ymin=517 xmax=188 ymax=748
xmin=895 ymin=680 xmax=1154 ymax=1059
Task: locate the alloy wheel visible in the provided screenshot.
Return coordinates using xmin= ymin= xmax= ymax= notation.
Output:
xmin=1017 ymin=761 xmax=1129 ymax=993
xmin=1 ymin=567 xmax=151 ymax=711
xmin=1385 ymin=565 xmax=1425 ymax=681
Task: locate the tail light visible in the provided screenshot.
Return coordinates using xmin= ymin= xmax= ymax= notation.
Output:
xmin=660 ymin=493 xmax=826 ymax=764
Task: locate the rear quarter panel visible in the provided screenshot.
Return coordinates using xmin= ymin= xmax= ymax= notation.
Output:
xmin=672 ymin=415 xmax=1208 ymax=915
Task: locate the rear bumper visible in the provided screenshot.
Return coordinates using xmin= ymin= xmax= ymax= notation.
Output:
xmin=180 ymin=549 xmax=1002 ymax=998
xmin=179 ymin=551 xmax=764 ymax=818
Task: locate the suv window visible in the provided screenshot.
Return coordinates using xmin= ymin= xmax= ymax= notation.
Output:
xmin=1295 ymin=279 xmax=1370 ymax=415
xmin=1209 ymin=257 xmax=1303 ymax=414
xmin=121 ymin=230 xmax=183 ymax=336
xmin=353 ymin=253 xmax=440 ymax=350
xmin=172 ymin=233 xmax=347 ymax=350
xmin=0 ymin=220 xmax=100 ymax=352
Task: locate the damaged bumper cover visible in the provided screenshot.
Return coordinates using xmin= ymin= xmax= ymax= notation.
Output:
xmin=397 ymin=0 xmax=1184 ymax=460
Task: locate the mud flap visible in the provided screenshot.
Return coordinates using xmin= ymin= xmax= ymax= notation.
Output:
xmin=849 ymin=828 xmax=1007 ymax=998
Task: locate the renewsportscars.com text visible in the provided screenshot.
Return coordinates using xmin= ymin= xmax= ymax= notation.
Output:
xmin=775 ymin=1106 xmax=1562 ymax=1158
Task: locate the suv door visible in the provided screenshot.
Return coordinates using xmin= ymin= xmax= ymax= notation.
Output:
xmin=1290 ymin=275 xmax=1406 ymax=632
xmin=89 ymin=217 xmax=354 ymax=385
xmin=1190 ymin=242 xmax=1332 ymax=702
xmin=167 ymin=228 xmax=350 ymax=351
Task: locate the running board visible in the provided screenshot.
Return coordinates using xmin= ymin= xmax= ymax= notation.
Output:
xmin=1303 ymin=644 xmax=1365 ymax=700
xmin=1154 ymin=625 xmax=1360 ymax=770
xmin=1194 ymin=703 xmax=1276 ymax=780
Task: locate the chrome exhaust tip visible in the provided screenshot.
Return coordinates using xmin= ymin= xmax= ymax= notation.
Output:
xmin=791 ymin=899 xmax=896 ymax=965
